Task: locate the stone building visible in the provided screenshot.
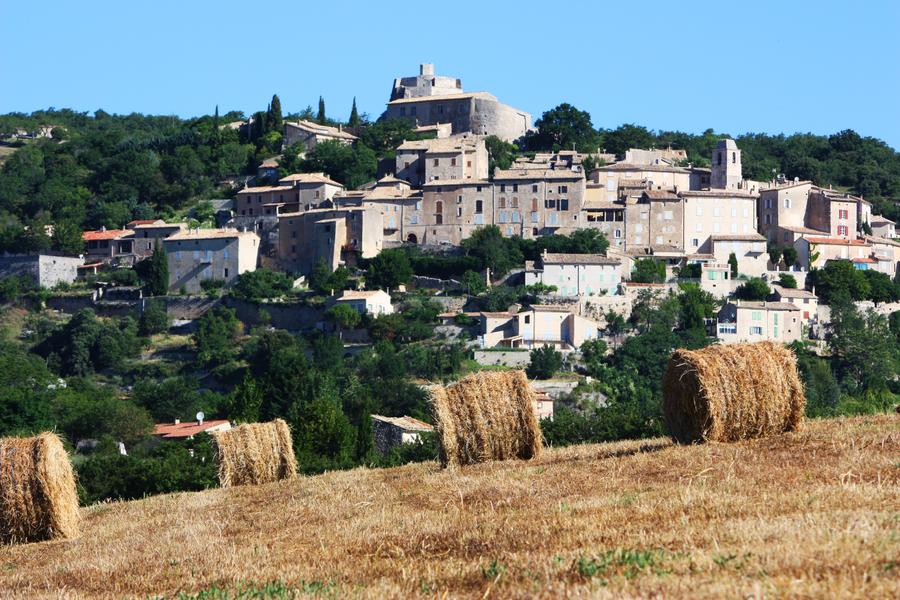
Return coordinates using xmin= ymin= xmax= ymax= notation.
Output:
xmin=707 ymin=234 xmax=768 ymax=278
xmin=710 ymin=139 xmax=743 ymax=190
xmin=524 ymin=252 xmax=622 ymax=297
xmin=282 ymin=120 xmax=357 ymax=154
xmin=381 ymin=64 xmax=532 ymax=142
xmin=339 ymin=176 xmax=421 ymax=244
xmin=492 ymin=168 xmax=586 ymax=238
xmin=278 ymin=206 xmax=382 ymax=274
xmin=163 ymin=229 xmax=260 ymax=293
xmin=479 ymin=305 xmax=602 ymax=350
xmin=395 ymin=135 xmax=488 ymax=187
xmin=370 ymin=415 xmax=434 ymax=455
xmin=680 ymin=189 xmax=759 ymax=253
xmin=0 ymin=253 xmax=84 ymax=288
xmin=130 ymin=222 xmax=186 ymax=259
xmin=82 ymin=229 xmax=135 ymax=265
xmin=404 ymin=180 xmax=492 ymax=246
xmin=716 ymin=301 xmax=802 ymax=344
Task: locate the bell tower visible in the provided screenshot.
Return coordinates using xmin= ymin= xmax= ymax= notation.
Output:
xmin=711 ymin=139 xmax=742 ymax=189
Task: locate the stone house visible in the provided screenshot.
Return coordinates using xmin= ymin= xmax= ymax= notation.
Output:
xmin=278 ymin=207 xmax=382 ymax=274
xmin=0 ymin=253 xmax=84 ymax=288
xmin=793 ymin=236 xmax=872 ymax=270
xmin=335 ymin=290 xmax=394 ymax=316
xmin=82 ymin=229 xmax=135 ymax=264
xmin=283 ymin=120 xmax=357 ymax=154
xmin=580 ymin=190 xmax=626 ymax=248
xmin=406 ymin=180 xmax=492 ymax=246
xmin=716 ymin=300 xmax=803 ymax=344
xmin=163 ymin=229 xmax=260 ymax=293
xmin=341 ymin=176 xmax=421 ymax=244
xmin=870 ymin=217 xmax=896 ymax=239
xmin=698 ymin=262 xmax=736 ymax=298
xmin=680 ymin=189 xmax=759 ymax=253
xmin=524 ymin=252 xmax=621 ymax=297
xmin=492 ymin=169 xmax=586 ymax=238
xmin=479 ymin=305 xmax=601 ymax=351
xmin=589 ymin=162 xmax=694 ymax=205
xmin=370 ymin=415 xmax=434 ymax=455
xmin=395 ymin=135 xmax=488 ymax=187
xmin=707 ymin=233 xmax=768 ymax=278
xmin=757 ymin=179 xmax=814 ymax=244
xmin=769 ymin=284 xmax=818 ymax=322
xmin=129 ymin=222 xmax=187 ymax=259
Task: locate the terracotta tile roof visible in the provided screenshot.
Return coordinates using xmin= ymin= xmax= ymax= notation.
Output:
xmin=397 ymin=136 xmax=481 ymax=153
xmin=82 ymin=229 xmax=131 ymax=241
xmin=132 ymin=222 xmax=187 ymax=230
xmin=530 ymin=304 xmax=576 ymax=313
xmin=285 ymin=120 xmax=357 ymax=141
xmin=642 ymin=189 xmax=680 ymax=201
xmin=493 ymin=169 xmax=584 ymax=181
xmin=803 ymin=236 xmax=869 ymax=246
xmin=127 ymin=219 xmax=162 ymax=227
xmin=371 ymin=414 xmax=434 ymax=432
xmin=679 ymin=189 xmax=758 ymax=198
xmin=596 ymin=163 xmax=690 ymax=174
xmin=732 ymin=301 xmax=801 ymax=312
xmin=166 ymin=229 xmax=257 ymax=241
xmin=423 ymin=179 xmax=490 ymax=187
xmin=237 ymin=185 xmax=294 ymax=195
xmin=709 ymin=233 xmax=766 ymax=242
xmin=387 ymin=92 xmax=494 ymax=105
xmin=277 ymin=172 xmax=344 ymax=187
xmin=850 ymin=257 xmax=877 ymax=264
xmin=771 ymin=284 xmax=817 ymax=299
xmin=153 ymin=420 xmax=231 ymax=439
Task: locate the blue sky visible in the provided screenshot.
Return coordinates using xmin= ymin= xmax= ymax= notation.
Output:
xmin=2 ymin=0 xmax=898 ymax=148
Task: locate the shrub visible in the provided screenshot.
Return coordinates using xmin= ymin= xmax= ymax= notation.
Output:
xmin=527 ymin=346 xmax=563 ymax=379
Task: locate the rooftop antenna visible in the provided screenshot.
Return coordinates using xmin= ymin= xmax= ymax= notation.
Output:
xmin=196 ymin=411 xmax=205 ymax=425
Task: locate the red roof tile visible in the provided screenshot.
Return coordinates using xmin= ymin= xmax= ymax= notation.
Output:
xmin=82 ymin=229 xmax=130 ymax=241
xmin=804 ymin=236 xmax=869 ymax=246
xmin=153 ymin=420 xmax=230 ymax=439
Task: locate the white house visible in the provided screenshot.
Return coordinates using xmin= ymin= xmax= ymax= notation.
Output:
xmin=716 ymin=300 xmax=803 ymax=344
xmin=480 ymin=305 xmax=601 ymax=350
xmin=335 ymin=290 xmax=394 ymax=315
xmin=769 ymin=284 xmax=818 ymax=322
xmin=524 ymin=251 xmax=621 ymax=297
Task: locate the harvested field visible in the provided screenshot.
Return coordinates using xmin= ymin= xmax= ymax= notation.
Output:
xmin=0 ymin=415 xmax=897 ymax=598
xmin=212 ymin=419 xmax=297 ymax=487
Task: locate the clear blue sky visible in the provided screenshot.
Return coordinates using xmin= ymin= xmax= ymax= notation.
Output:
xmin=2 ymin=0 xmax=898 ymax=149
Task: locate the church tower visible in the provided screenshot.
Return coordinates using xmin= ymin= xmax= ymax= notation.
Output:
xmin=711 ymin=139 xmax=742 ymax=189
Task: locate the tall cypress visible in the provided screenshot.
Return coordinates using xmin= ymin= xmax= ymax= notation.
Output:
xmin=270 ymin=94 xmax=283 ymax=133
xmin=349 ymin=97 xmax=360 ymax=128
xmin=147 ymin=242 xmax=169 ymax=296
xmin=317 ymin=96 xmax=326 ymax=124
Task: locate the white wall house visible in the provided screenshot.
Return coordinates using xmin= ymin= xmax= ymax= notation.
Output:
xmin=480 ymin=305 xmax=601 ymax=350
xmin=524 ymin=252 xmax=621 ymax=297
xmin=716 ymin=301 xmax=803 ymax=344
xmin=335 ymin=290 xmax=394 ymax=316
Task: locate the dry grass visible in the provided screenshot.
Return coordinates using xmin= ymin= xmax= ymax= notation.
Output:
xmin=212 ymin=419 xmax=297 ymax=487
xmin=431 ymin=370 xmax=542 ymax=467
xmin=664 ymin=341 xmax=806 ymax=443
xmin=0 ymin=415 xmax=897 ymax=598
xmin=0 ymin=433 xmax=80 ymax=544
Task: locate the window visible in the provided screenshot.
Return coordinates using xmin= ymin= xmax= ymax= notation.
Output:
xmin=500 ymin=184 xmax=506 ymax=192
xmin=696 ymin=223 xmax=703 ymax=232
xmin=614 ymin=229 xmax=621 ymax=239
xmin=558 ymin=185 xmax=568 ymax=194
xmin=606 ymin=180 xmax=615 ymax=191
xmin=415 ymin=201 xmax=422 ymax=211
xmin=532 ymin=184 xmax=538 ymax=193
xmin=765 ymin=214 xmax=772 ymax=224
xmin=531 ymin=198 xmax=538 ymax=211
xmin=545 ymin=199 xmax=556 ymax=209
xmin=456 ymin=207 xmax=462 ymax=218
xmin=223 ymin=249 xmax=228 ymax=259
xmin=512 ymin=184 xmax=518 ymax=192
xmin=475 ymin=214 xmax=484 ymax=225
xmin=411 ymin=214 xmax=419 ymax=224
xmin=696 ymin=206 xmax=703 ymax=216
xmin=450 ymin=158 xmax=456 ymax=167
xmin=839 ymin=209 xmax=849 ymax=219
xmin=750 ymin=326 xmax=763 ymax=335
xmin=752 ymin=311 xmax=762 ymax=321
xmin=713 ymin=207 xmax=721 ymax=217
xmin=499 ymin=211 xmax=508 ymax=223
xmin=435 ymin=214 xmax=443 ymax=225
xmin=708 ymin=271 xmax=718 ymax=280
xmin=713 ymin=223 xmax=721 ymax=233
xmin=838 ymin=225 xmax=848 ymax=236
xmin=433 ymin=158 xmax=439 ymax=167
xmin=693 ymin=238 xmax=699 ymax=247
xmin=524 ymin=315 xmax=530 ymax=324
xmin=511 ymin=197 xmax=519 ymax=208
xmin=558 ymin=199 xmax=569 ymax=211
xmin=784 ymin=198 xmax=791 ymax=209
xmin=719 ymin=324 xmax=737 ymax=335
xmin=512 ymin=212 xmax=521 ymax=223
xmin=507 ymin=226 xmax=513 ymax=235
xmin=499 ymin=197 xmax=507 ymax=209
xmin=475 ymin=200 xmax=483 ymax=214
xmin=400 ymin=107 xmax=406 ymax=116
xmin=731 ymin=207 xmax=737 ymax=217
xmin=467 ymin=160 xmax=472 ymax=168
xmin=224 ymin=268 xmax=229 ymax=278
xmin=664 ymin=210 xmax=673 ymax=220
xmin=732 ymin=151 xmax=736 ymax=164
xmin=457 ymin=195 xmax=463 ymax=204
xmin=435 ymin=201 xmax=443 ymax=214
xmin=531 ymin=211 xmax=539 ymax=223
xmin=743 ymin=207 xmax=749 ymax=218
xmin=731 ymin=223 xmax=738 ymax=233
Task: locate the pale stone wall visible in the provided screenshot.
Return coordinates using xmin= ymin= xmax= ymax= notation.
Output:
xmin=165 ymin=233 xmax=260 ymax=294
xmin=681 ymin=193 xmax=757 ymax=252
xmin=0 ymin=254 xmax=83 ymax=288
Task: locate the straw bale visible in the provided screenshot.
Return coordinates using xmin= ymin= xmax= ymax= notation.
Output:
xmin=431 ymin=370 xmax=542 ymax=467
xmin=212 ymin=419 xmax=297 ymax=487
xmin=663 ymin=342 xmax=806 ymax=444
xmin=0 ymin=432 xmax=80 ymax=544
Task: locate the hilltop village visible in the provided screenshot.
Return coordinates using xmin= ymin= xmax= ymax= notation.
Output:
xmin=1 ymin=63 xmax=899 ymax=501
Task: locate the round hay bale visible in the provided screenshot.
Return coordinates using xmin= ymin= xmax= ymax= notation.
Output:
xmin=431 ymin=370 xmax=543 ymax=467
xmin=0 ymin=433 xmax=80 ymax=544
xmin=663 ymin=342 xmax=806 ymax=444
xmin=211 ymin=419 xmax=297 ymax=487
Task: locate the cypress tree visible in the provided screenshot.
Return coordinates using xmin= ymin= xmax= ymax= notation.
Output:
xmin=269 ymin=94 xmax=283 ymax=133
xmin=349 ymin=97 xmax=360 ymax=128
xmin=147 ymin=242 xmax=169 ymax=296
xmin=317 ymin=96 xmax=326 ymax=124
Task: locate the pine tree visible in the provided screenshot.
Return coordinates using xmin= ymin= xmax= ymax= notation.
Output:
xmin=349 ymin=97 xmax=360 ymax=128
xmin=269 ymin=94 xmax=283 ymax=133
xmin=146 ymin=242 xmax=169 ymax=296
xmin=317 ymin=96 xmax=326 ymax=124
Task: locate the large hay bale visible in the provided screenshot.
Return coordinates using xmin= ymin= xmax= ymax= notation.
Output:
xmin=431 ymin=370 xmax=542 ymax=467
xmin=663 ymin=342 xmax=806 ymax=444
xmin=0 ymin=433 xmax=80 ymax=544
xmin=212 ymin=419 xmax=297 ymax=487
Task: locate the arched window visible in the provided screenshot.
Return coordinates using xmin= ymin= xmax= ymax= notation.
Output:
xmin=499 ymin=197 xmax=506 ymax=209
xmin=511 ymin=197 xmax=519 ymax=208
xmin=435 ymin=200 xmax=443 ymax=214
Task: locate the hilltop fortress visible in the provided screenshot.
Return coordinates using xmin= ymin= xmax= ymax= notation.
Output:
xmin=381 ymin=63 xmax=532 ymax=142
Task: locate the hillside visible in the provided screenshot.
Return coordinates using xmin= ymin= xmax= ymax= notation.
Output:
xmin=0 ymin=414 xmax=897 ymax=599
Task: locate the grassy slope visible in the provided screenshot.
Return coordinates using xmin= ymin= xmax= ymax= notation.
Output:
xmin=0 ymin=415 xmax=897 ymax=599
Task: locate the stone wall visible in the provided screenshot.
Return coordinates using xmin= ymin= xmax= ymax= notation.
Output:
xmin=472 ymin=350 xmax=531 ymax=368
xmin=0 ymin=254 xmax=82 ymax=288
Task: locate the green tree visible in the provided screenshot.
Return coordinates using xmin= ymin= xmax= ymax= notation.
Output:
xmin=734 ymin=277 xmax=770 ymax=301
xmin=630 ymin=258 xmax=666 ymax=283
xmin=51 ymin=220 xmax=85 ymax=255
xmin=317 ymin=96 xmax=326 ymax=124
xmin=862 ymin=269 xmax=898 ymax=304
xmin=828 ymin=298 xmax=896 ymax=392
xmin=527 ymin=346 xmax=563 ymax=379
xmin=366 ymin=249 xmax=412 ymax=290
xmin=301 ymin=139 xmax=376 ymax=189
xmin=461 ymin=270 xmax=487 ymax=295
xmin=293 ymin=378 xmax=355 ymax=472
xmin=768 ymin=245 xmax=783 ymax=269
xmin=484 ymin=135 xmax=518 ymax=174
xmin=461 ymin=225 xmax=523 ymax=277
xmin=144 ymin=243 xmax=169 ymax=296
xmin=777 ymin=273 xmax=798 ymax=288
xmin=782 ymin=246 xmax=798 ymax=269
xmin=525 ymin=103 xmax=601 ymax=152
xmin=325 ymin=303 xmax=361 ymax=338
xmin=808 ymin=260 xmax=870 ymax=304
xmin=728 ymin=252 xmax=739 ymax=277
xmin=268 ymin=94 xmax=283 ymax=133
xmin=348 ymin=97 xmax=360 ymax=128
xmin=231 ymin=268 xmax=294 ymax=300
xmin=139 ymin=298 xmax=169 ymax=336
xmin=193 ymin=306 xmax=241 ymax=366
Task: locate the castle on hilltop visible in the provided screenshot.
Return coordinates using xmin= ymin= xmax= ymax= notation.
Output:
xmin=381 ymin=63 xmax=532 ymax=142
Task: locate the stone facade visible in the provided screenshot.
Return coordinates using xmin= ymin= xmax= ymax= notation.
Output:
xmin=282 ymin=120 xmax=356 ymax=153
xmin=717 ymin=301 xmax=802 ymax=344
xmin=395 ymin=135 xmax=488 ymax=187
xmin=278 ymin=207 xmax=382 ymax=274
xmin=130 ymin=223 xmax=187 ymax=259
xmin=0 ymin=253 xmax=83 ymax=288
xmin=164 ymin=229 xmax=260 ymax=293
xmin=710 ymin=139 xmax=743 ymax=190
xmin=680 ymin=190 xmax=758 ymax=253
xmin=525 ymin=252 xmax=621 ymax=297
